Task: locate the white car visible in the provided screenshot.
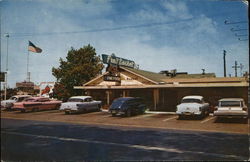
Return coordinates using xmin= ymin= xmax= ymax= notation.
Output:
xmin=214 ymin=98 xmax=248 ymax=118
xmin=1 ymin=95 xmax=31 ymax=109
xmin=59 ymin=96 xmax=102 ymax=114
xmin=176 ymin=95 xmax=209 ymax=118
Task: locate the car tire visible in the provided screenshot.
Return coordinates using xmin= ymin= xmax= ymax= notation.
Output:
xmin=65 ymin=111 xmax=70 ymax=115
xmin=126 ymin=109 xmax=132 ymax=117
xmin=55 ymin=104 xmax=61 ymax=110
xmin=199 ymin=111 xmax=205 ymax=119
xmin=112 ymin=113 xmax=116 ymax=117
xmin=140 ymin=108 xmax=146 ymax=114
xmin=21 ymin=109 xmax=26 ymax=113
xmin=5 ymin=107 xmax=11 ymax=111
xmin=178 ymin=115 xmax=183 ymax=119
xmin=97 ymin=104 xmax=101 ymax=111
xmin=32 ymin=108 xmax=39 ymax=112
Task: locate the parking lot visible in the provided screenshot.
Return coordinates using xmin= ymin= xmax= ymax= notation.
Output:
xmin=1 ymin=109 xmax=248 ymax=134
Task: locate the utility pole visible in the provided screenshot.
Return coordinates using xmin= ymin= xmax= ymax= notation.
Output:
xmin=4 ymin=33 xmax=9 ymax=100
xmin=232 ymin=61 xmax=240 ymax=77
xmin=223 ymin=50 xmax=226 ymax=77
xmin=239 ymin=63 xmax=244 ymax=77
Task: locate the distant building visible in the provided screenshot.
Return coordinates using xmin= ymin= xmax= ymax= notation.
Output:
xmin=16 ymin=81 xmax=36 ymax=95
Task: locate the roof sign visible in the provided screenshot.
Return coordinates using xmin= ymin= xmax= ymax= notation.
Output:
xmin=102 ymin=54 xmax=136 ymax=68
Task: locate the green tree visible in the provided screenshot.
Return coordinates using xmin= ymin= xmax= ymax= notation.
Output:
xmin=52 ymin=44 xmax=104 ymax=101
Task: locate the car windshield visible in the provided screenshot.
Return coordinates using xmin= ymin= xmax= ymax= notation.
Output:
xmin=9 ymin=97 xmax=17 ymax=100
xmin=68 ymin=98 xmax=83 ymax=102
xmin=110 ymin=98 xmax=126 ymax=108
xmin=220 ymin=101 xmax=241 ymax=107
xmin=181 ymin=99 xmax=201 ymax=104
xmin=24 ymin=98 xmax=36 ymax=102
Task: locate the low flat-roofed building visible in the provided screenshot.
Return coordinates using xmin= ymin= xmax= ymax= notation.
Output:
xmin=75 ymin=66 xmax=249 ymax=111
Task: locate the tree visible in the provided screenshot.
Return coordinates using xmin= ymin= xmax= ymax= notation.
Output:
xmin=52 ymin=44 xmax=104 ymax=100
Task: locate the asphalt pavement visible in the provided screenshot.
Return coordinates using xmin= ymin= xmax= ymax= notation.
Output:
xmin=1 ymin=118 xmax=249 ymax=161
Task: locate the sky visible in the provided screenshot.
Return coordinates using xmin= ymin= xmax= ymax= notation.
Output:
xmin=0 ymin=0 xmax=249 ymax=88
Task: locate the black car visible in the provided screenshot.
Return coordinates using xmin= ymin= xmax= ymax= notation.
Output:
xmin=109 ymin=97 xmax=146 ymax=117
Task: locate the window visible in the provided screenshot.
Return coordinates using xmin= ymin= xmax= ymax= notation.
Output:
xmin=220 ymin=101 xmax=241 ymax=107
xmin=10 ymin=97 xmax=17 ymax=100
xmin=38 ymin=98 xmax=50 ymax=102
xmin=24 ymin=98 xmax=36 ymax=102
xmin=85 ymin=98 xmax=93 ymax=102
xmin=181 ymin=99 xmax=202 ymax=104
xmin=68 ymin=98 xmax=83 ymax=102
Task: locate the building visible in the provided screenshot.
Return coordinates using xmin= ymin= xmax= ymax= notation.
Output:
xmin=74 ymin=54 xmax=249 ymax=111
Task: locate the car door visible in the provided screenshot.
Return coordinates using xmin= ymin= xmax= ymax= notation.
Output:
xmin=88 ymin=97 xmax=96 ymax=110
xmin=83 ymin=98 xmax=91 ymax=111
xmin=40 ymin=98 xmax=51 ymax=110
xmin=128 ymin=99 xmax=137 ymax=113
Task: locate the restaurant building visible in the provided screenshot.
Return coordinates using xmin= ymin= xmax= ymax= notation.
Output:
xmin=74 ymin=54 xmax=249 ymax=111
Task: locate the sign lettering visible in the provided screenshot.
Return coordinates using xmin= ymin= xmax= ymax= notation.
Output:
xmin=102 ymin=54 xmax=136 ymax=68
xmin=103 ymin=75 xmax=121 ymax=82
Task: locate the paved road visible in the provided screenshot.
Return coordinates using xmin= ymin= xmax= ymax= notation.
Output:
xmin=1 ymin=118 xmax=249 ymax=161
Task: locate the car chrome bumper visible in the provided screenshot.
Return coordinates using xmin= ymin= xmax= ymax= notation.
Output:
xmin=176 ymin=111 xmax=202 ymax=115
xmin=214 ymin=110 xmax=248 ymax=117
xmin=64 ymin=109 xmax=79 ymax=113
xmin=109 ymin=109 xmax=125 ymax=115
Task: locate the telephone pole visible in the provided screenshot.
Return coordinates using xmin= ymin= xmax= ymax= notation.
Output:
xmin=232 ymin=61 xmax=240 ymax=77
xmin=223 ymin=50 xmax=226 ymax=77
xmin=4 ymin=33 xmax=9 ymax=100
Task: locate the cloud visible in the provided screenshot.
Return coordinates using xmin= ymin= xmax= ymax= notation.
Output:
xmin=1 ymin=0 xmax=248 ymax=88
xmin=161 ymin=0 xmax=192 ymax=19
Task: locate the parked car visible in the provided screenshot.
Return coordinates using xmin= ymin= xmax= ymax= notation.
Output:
xmin=176 ymin=95 xmax=210 ymax=119
xmin=109 ymin=97 xmax=146 ymax=117
xmin=213 ymin=98 xmax=248 ymax=118
xmin=12 ymin=97 xmax=62 ymax=112
xmin=1 ymin=95 xmax=31 ymax=110
xmin=59 ymin=96 xmax=102 ymax=114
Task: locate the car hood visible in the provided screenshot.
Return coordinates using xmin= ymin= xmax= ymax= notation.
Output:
xmin=1 ymin=99 xmax=15 ymax=104
xmin=1 ymin=100 xmax=16 ymax=107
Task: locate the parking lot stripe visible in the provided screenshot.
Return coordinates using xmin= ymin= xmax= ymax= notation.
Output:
xmin=131 ymin=114 xmax=155 ymax=119
xmin=200 ymin=116 xmax=215 ymax=124
xmin=162 ymin=116 xmax=178 ymax=122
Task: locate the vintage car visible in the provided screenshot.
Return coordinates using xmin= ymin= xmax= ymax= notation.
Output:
xmin=12 ymin=97 xmax=62 ymax=112
xmin=1 ymin=95 xmax=31 ymax=110
xmin=109 ymin=97 xmax=146 ymax=117
xmin=59 ymin=96 xmax=102 ymax=114
xmin=213 ymin=98 xmax=248 ymax=118
xmin=176 ymin=95 xmax=210 ymax=119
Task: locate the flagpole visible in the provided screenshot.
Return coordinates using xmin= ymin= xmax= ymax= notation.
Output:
xmin=27 ymin=49 xmax=30 ymax=82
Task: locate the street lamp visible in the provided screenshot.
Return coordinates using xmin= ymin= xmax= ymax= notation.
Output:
xmin=4 ymin=33 xmax=9 ymax=100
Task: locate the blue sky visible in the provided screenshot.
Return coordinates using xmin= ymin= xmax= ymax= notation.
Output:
xmin=0 ymin=0 xmax=249 ymax=88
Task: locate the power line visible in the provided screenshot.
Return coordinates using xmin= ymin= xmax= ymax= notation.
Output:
xmin=2 ymin=18 xmax=195 ymax=38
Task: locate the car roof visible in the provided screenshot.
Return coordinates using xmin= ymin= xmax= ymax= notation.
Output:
xmin=115 ymin=97 xmax=140 ymax=101
xmin=69 ymin=96 xmax=92 ymax=100
xmin=219 ymin=98 xmax=244 ymax=102
xmin=182 ymin=95 xmax=203 ymax=100
xmin=28 ymin=97 xmax=48 ymax=99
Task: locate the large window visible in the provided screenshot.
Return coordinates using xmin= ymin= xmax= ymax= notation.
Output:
xmin=181 ymin=99 xmax=202 ymax=104
xmin=220 ymin=101 xmax=241 ymax=107
xmin=68 ymin=98 xmax=83 ymax=102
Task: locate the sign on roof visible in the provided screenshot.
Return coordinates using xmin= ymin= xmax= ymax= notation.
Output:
xmin=102 ymin=54 xmax=136 ymax=68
